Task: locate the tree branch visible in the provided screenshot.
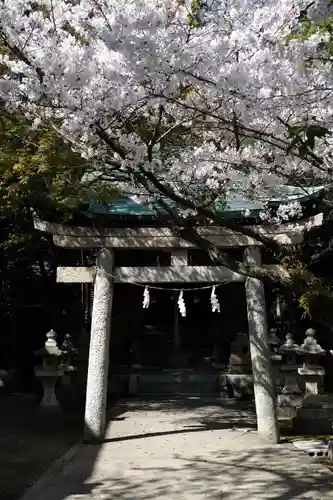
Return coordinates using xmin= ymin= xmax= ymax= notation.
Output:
xmin=0 ymin=30 xmax=44 ymax=83
xmin=95 ymin=125 xmax=299 ymax=258
xmin=95 ymin=124 xmax=126 ymax=159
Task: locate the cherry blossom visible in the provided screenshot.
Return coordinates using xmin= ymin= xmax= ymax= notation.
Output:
xmin=0 ymin=0 xmax=332 ymax=218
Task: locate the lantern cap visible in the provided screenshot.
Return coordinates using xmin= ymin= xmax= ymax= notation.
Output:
xmin=296 ymin=328 xmax=325 ymax=356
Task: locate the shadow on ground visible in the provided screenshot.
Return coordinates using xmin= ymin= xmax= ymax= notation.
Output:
xmin=66 ymin=448 xmax=333 ymax=500
xmin=0 ymin=394 xmax=82 ymax=500
xmin=18 ymin=396 xmax=333 ymax=500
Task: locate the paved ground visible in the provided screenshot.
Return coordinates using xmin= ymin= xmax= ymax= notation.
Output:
xmin=20 ymin=397 xmax=333 ymax=500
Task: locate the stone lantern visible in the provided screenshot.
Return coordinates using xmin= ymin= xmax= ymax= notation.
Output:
xmin=60 ymin=334 xmax=76 ymax=366
xmin=60 ymin=334 xmax=77 ymax=389
xmin=268 ymin=328 xmax=282 ymax=390
xmin=34 ymin=329 xmax=65 ymax=410
xmin=295 ymin=328 xmax=333 ymax=433
xmin=297 ymin=328 xmax=326 ymax=397
xmin=276 ymin=333 xmax=303 ymax=420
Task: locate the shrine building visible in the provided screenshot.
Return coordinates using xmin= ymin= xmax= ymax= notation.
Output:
xmin=34 ymin=185 xmax=324 ymax=441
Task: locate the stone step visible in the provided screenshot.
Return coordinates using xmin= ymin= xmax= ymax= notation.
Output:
xmin=128 ymin=372 xmax=221 ymax=395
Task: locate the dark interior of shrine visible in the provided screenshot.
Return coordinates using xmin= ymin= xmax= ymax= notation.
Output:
xmin=110 ymin=282 xmax=248 ymax=370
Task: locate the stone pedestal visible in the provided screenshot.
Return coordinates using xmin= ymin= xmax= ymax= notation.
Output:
xmin=227 ymin=332 xmax=253 ymax=399
xmin=277 ymin=370 xmax=303 ymax=421
xmin=35 ymin=368 xmax=65 ymax=410
xmin=276 ymin=334 xmax=302 ymax=422
xmin=295 ymin=394 xmax=333 ymax=434
xmin=298 ymin=365 xmax=325 ymax=396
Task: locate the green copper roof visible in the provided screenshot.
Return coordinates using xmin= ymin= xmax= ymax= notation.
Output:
xmin=84 ymin=185 xmax=324 ymax=219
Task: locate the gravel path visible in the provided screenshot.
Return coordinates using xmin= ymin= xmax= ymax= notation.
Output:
xmin=21 ymin=397 xmax=333 ymax=500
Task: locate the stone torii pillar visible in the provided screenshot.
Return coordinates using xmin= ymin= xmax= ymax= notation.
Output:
xmin=84 ymin=248 xmax=114 ymax=442
xmin=244 ymin=246 xmax=279 ymax=444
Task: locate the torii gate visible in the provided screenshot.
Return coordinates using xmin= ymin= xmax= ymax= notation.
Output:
xmin=34 ymin=213 xmax=323 ymax=443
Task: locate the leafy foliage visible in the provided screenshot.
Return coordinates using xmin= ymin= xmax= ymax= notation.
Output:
xmin=286 ymin=121 xmax=331 ymax=160
xmin=0 ymin=107 xmax=118 ymax=216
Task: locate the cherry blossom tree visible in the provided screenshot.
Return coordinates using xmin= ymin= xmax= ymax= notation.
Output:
xmin=0 ymin=0 xmax=332 ymax=230
xmin=1 ymin=0 xmax=333 ymax=443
